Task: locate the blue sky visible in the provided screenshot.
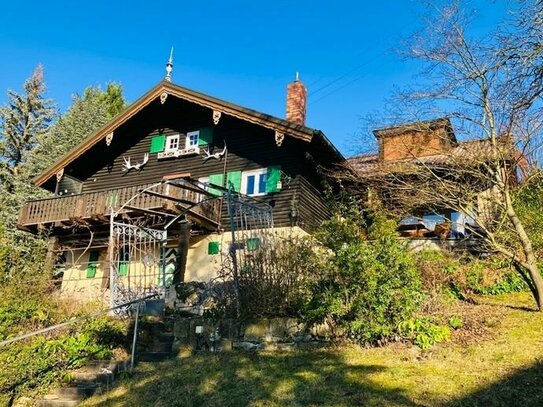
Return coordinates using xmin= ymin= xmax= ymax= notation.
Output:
xmin=0 ymin=1 xmax=511 ymax=156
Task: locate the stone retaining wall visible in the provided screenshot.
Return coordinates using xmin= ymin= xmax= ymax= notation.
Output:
xmin=172 ymin=317 xmax=331 ymax=355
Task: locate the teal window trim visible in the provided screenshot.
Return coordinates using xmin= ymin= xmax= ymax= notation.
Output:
xmin=265 ymin=165 xmax=282 ymax=193
xmin=226 ymin=170 xmax=242 ymax=192
xmin=150 ymin=134 xmax=166 ymax=153
xmin=86 ymin=250 xmax=100 ymax=278
xmin=198 ymin=127 xmax=213 ymax=146
xmin=119 ymin=248 xmax=129 ymax=276
xmin=208 ymin=173 xmax=224 ymax=196
xmin=208 ymin=241 xmax=221 ymax=255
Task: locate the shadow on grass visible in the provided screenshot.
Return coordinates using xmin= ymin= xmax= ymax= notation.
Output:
xmin=444 ymin=361 xmax=543 ymax=407
xmin=89 ymin=350 xmax=421 ymax=407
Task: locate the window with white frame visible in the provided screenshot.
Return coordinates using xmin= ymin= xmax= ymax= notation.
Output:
xmin=186 ymin=131 xmax=200 ymax=148
xmin=165 ymin=134 xmax=180 ymax=152
xmin=241 ymin=169 xmax=267 ymax=196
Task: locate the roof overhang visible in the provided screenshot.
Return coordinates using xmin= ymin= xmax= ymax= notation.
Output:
xmin=35 ymin=80 xmax=334 ymax=187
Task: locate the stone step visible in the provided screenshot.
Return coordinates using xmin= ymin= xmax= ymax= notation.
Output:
xmin=37 ymin=399 xmax=79 ymax=407
xmin=82 ymin=359 xmax=129 ymax=373
xmin=70 ymin=371 xmax=115 ymax=385
xmin=138 ymin=341 xmax=173 ymax=353
xmin=157 ymin=332 xmax=175 ymax=342
xmin=54 ymin=384 xmax=101 ymax=400
xmin=137 ymin=352 xmax=172 ymax=362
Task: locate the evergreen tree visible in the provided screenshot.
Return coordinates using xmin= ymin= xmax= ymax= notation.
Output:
xmin=28 ymin=82 xmax=126 ymax=176
xmin=0 ymin=65 xmax=56 ymax=193
xmin=0 ymin=70 xmax=126 ymax=280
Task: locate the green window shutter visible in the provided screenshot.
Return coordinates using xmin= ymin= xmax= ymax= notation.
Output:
xmin=265 ymin=165 xmax=282 ymax=193
xmin=119 ymin=263 xmax=129 ymax=276
xmin=208 ymin=173 xmax=224 ymax=196
xmin=246 ymin=238 xmax=260 ymax=251
xmin=208 ymin=241 xmax=220 ymax=255
xmin=198 ymin=128 xmax=213 ymax=146
xmin=86 ymin=250 xmax=100 ymax=278
xmin=119 ymin=249 xmax=129 ymax=276
xmin=150 ymin=134 xmax=166 ymax=153
xmin=226 ymin=170 xmax=242 ymax=192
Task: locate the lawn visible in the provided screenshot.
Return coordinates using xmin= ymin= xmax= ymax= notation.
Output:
xmin=82 ymin=292 xmax=543 ymax=407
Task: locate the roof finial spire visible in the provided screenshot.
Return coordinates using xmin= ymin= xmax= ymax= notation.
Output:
xmin=295 ymin=71 xmax=300 ymax=81
xmin=165 ymin=47 xmax=174 ymax=82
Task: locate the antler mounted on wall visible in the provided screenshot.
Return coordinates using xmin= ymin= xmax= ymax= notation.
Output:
xmin=122 ymin=153 xmax=149 ymax=172
xmin=202 ymin=143 xmax=227 ymax=163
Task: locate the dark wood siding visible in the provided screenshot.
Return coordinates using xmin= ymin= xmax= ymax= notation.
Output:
xmin=61 ymin=96 xmax=333 ymax=232
xmin=296 ymin=176 xmax=330 ymax=232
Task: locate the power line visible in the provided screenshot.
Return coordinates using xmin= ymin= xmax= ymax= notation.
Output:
xmin=308 ymin=58 xmax=373 ymax=97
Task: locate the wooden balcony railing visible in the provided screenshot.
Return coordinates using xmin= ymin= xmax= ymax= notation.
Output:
xmin=18 ymin=182 xmax=222 ymax=230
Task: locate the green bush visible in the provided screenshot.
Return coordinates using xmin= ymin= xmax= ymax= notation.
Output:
xmin=448 ymin=315 xmax=463 ymax=330
xmin=0 ymin=316 xmax=126 ymax=401
xmin=413 ymin=250 xmax=528 ymax=300
xmin=298 ymin=207 xmax=424 ymax=344
xmin=398 ymin=317 xmax=451 ymax=350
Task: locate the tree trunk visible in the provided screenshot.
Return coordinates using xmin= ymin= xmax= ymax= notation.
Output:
xmin=504 ymin=190 xmax=543 ymax=311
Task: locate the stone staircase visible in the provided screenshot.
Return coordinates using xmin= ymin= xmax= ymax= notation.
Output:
xmin=36 ymin=360 xmax=129 ymax=407
xmin=35 ymin=317 xmax=175 ymax=406
xmin=136 ymin=319 xmax=175 ymax=363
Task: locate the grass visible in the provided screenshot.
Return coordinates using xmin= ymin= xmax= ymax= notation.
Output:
xmin=82 ymin=292 xmax=543 ymax=407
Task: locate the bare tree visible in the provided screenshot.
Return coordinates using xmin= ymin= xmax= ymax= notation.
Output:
xmin=344 ymin=2 xmax=543 ymax=310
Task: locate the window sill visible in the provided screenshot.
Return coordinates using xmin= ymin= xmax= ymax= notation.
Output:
xmin=158 ymin=147 xmax=200 ymax=159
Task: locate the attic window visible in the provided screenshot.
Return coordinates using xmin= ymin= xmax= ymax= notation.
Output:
xmin=186 ymin=131 xmax=199 ymax=148
xmin=165 ymin=135 xmax=180 ymax=152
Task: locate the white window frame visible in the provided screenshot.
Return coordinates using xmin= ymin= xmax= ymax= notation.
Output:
xmin=241 ymin=168 xmax=267 ymax=197
xmin=186 ymin=131 xmax=200 ymax=148
xmin=165 ymin=134 xmax=180 ymax=153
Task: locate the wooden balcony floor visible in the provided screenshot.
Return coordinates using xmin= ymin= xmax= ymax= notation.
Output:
xmin=18 ymin=181 xmax=221 ymax=233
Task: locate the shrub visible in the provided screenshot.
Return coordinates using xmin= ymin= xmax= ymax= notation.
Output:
xmin=237 ymin=234 xmax=318 ymax=318
xmin=298 ymin=207 xmax=424 ymax=344
xmin=398 ymin=317 xmax=451 ymax=350
xmin=448 ymin=315 xmax=463 ymax=330
xmin=413 ymin=250 xmax=528 ymax=301
xmin=0 ymin=316 xmax=126 ymax=401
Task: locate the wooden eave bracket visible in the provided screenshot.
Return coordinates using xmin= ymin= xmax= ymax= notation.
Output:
xmin=56 ymin=168 xmax=64 ymax=182
xmin=275 ymin=131 xmax=285 ymax=147
xmin=213 ymin=110 xmax=222 ymax=125
xmin=105 ymin=131 xmax=114 ymax=146
xmin=160 ymin=92 xmax=168 ymax=104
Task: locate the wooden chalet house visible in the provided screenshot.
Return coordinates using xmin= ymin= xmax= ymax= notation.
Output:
xmin=18 ymin=75 xmax=343 ymax=302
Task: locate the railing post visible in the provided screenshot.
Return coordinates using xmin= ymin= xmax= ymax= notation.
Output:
xmin=130 ymin=301 xmax=142 ymax=370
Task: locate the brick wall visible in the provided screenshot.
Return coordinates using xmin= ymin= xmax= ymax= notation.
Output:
xmin=381 ymin=127 xmax=452 ymax=161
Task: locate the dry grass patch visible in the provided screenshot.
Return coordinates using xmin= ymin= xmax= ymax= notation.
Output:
xmin=82 ymin=293 xmax=543 ymax=407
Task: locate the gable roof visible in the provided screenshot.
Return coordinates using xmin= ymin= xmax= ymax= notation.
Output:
xmin=35 ymin=80 xmax=343 ymax=187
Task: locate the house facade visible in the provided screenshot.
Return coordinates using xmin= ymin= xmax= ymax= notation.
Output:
xmin=347 ymin=118 xmax=524 ymax=247
xmin=18 ymin=78 xmax=343 ymax=302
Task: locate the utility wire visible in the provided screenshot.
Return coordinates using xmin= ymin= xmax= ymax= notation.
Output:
xmin=308 ymin=58 xmax=373 ymax=97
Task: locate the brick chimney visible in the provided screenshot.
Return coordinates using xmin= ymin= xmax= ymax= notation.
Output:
xmin=286 ymin=73 xmax=307 ymax=126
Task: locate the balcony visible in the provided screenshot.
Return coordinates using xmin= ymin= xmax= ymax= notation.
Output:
xmin=18 ymin=181 xmax=222 ymax=233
